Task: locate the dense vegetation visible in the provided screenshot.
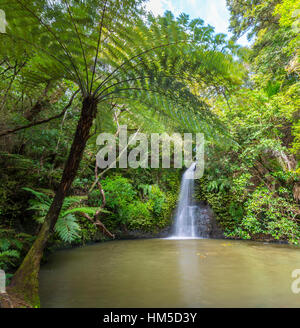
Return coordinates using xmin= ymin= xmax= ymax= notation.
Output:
xmin=196 ymin=0 xmax=299 ymax=244
xmin=0 ymin=0 xmax=299 ymax=307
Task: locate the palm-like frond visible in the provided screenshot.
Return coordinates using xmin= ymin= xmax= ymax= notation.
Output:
xmin=1 ymin=0 xmax=243 ymax=136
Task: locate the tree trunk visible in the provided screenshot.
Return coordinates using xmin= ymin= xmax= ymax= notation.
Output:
xmin=9 ymin=96 xmax=98 ymax=307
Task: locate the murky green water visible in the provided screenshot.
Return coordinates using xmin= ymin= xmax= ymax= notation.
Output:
xmin=39 ymin=238 xmax=300 ymax=307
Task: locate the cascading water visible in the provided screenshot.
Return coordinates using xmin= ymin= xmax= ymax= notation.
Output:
xmin=169 ymin=162 xmax=215 ymax=239
xmin=171 ymin=162 xmax=198 ymax=238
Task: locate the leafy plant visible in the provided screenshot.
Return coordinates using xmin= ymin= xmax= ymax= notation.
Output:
xmin=101 ymin=176 xmax=136 ymax=225
xmin=23 ymin=188 xmax=105 ymax=243
xmin=0 ymin=228 xmax=23 ymax=272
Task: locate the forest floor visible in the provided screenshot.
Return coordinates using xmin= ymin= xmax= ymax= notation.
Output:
xmin=0 ymin=288 xmax=31 ymax=308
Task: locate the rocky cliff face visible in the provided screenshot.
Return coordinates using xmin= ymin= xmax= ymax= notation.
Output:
xmin=193 ymin=201 xmax=224 ymax=239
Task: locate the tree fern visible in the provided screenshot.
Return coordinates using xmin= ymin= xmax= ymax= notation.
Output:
xmin=1 ymin=1 xmax=243 ymax=130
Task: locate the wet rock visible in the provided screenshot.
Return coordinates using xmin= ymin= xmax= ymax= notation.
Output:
xmin=192 ymin=201 xmax=224 ymax=238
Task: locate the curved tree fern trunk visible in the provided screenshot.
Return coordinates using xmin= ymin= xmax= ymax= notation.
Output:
xmin=9 ymin=96 xmax=98 ymax=307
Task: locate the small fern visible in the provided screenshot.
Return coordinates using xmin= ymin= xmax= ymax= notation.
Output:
xmin=0 ymin=238 xmax=11 ymax=251
xmin=0 ymin=229 xmax=24 ymax=271
xmin=0 ymin=249 xmax=20 ymax=270
xmin=0 ymin=250 xmax=20 ymax=259
xmin=23 ymin=188 xmax=104 ymax=243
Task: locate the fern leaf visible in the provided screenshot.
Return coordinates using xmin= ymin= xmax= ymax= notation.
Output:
xmin=54 ymin=214 xmax=81 ymax=243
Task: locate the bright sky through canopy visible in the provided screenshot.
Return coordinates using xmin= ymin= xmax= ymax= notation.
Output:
xmin=145 ymin=0 xmax=250 ymax=46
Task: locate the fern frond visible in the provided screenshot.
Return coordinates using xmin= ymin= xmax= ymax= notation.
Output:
xmin=54 ymin=214 xmax=81 ymax=243
xmin=0 ymin=238 xmax=11 ymax=252
xmin=0 ymin=249 xmax=20 ymax=259
xmin=61 ymin=207 xmax=110 ymax=217
xmin=22 ymin=187 xmax=51 ymax=203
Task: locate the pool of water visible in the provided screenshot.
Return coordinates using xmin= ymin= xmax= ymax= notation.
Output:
xmin=39 ymin=238 xmax=300 ymax=307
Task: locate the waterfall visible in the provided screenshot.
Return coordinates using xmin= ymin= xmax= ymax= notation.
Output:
xmin=165 ymin=162 xmax=221 ymax=240
xmin=167 ymin=162 xmax=217 ymax=239
xmin=171 ymin=162 xmax=198 ymax=238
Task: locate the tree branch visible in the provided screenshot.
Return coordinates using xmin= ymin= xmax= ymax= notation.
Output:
xmin=79 ymin=212 xmax=115 ymax=239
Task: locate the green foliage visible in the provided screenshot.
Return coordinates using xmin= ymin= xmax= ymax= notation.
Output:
xmin=126 ymin=185 xmax=169 ymax=231
xmin=22 ymin=187 xmax=109 ymax=243
xmin=0 ymin=249 xmax=20 ymax=269
xmin=62 ymin=207 xmax=109 ymax=217
xmin=195 ymin=177 xmax=239 ymax=232
xmin=0 ymin=153 xmax=38 ymax=226
xmin=241 ymin=186 xmax=299 ymax=244
xmin=54 ymin=214 xmax=80 ymax=244
xmin=224 ymin=186 xmax=300 ymax=244
xmin=228 ymin=0 xmax=299 ymax=86
xmin=1 ymin=0 xmax=244 ymax=146
xmin=127 ymin=201 xmax=152 ymax=230
xmin=0 ymin=0 xmax=298 ymax=291
xmin=147 ymin=185 xmax=166 ymax=216
xmin=0 ymin=227 xmax=31 ymax=273
xmin=101 ymin=175 xmax=137 ymax=225
xmin=89 ymin=174 xmax=176 ymax=232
